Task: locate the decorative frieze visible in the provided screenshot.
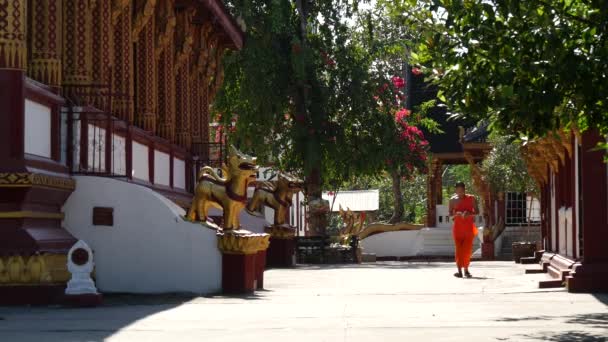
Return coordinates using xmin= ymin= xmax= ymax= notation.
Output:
xmin=0 ymin=254 xmax=69 ymax=284
xmin=0 ymin=172 xmax=75 ymax=191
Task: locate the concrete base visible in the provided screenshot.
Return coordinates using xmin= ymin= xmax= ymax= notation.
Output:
xmin=266 ymin=238 xmax=295 ymax=268
xmin=222 ymin=254 xmax=257 ymax=294
xmin=63 ymin=293 xmax=103 ymax=307
xmin=0 ymin=284 xmax=66 ymax=305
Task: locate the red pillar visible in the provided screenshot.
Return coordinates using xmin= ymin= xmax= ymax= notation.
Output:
xmin=222 ymin=254 xmax=257 ymax=294
xmin=567 ymin=130 xmax=608 ymax=292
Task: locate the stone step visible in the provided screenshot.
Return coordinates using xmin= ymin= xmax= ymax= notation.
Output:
xmin=539 ymin=279 xmax=565 ymax=289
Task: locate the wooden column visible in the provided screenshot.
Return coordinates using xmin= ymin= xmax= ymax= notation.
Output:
xmin=62 ymin=0 xmax=93 ymax=104
xmin=28 ymin=0 xmax=62 ymax=89
xmin=133 ymin=0 xmax=157 ymax=132
xmin=567 ymin=129 xmax=608 ymax=292
xmin=91 ymin=0 xmax=112 ymax=111
xmin=0 ymin=0 xmax=26 ymax=165
xmin=112 ymin=0 xmax=134 ymax=122
xmin=174 ymin=8 xmax=195 ymax=148
xmin=155 ymin=3 xmax=176 ymax=142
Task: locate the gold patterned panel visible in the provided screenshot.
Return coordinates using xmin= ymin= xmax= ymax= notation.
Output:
xmin=0 ymin=0 xmax=27 ymax=70
xmin=0 ymin=254 xmax=68 ymax=284
xmin=0 ymin=173 xmax=75 ymax=190
xmin=264 ymin=225 xmax=297 ymax=240
xmin=28 ymin=0 xmax=62 ymax=86
xmin=0 ymin=211 xmax=64 ymax=219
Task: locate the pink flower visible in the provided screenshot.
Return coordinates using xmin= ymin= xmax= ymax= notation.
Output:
xmin=295 ymin=114 xmax=306 ymax=123
xmin=392 ymin=76 xmax=405 ymax=88
xmin=420 ymin=153 xmax=428 ymax=161
xmin=395 ymin=108 xmax=411 ymax=122
xmin=407 ymin=126 xmax=424 ymax=139
xmin=408 ymin=143 xmax=416 ymax=152
xmin=412 ymin=68 xmax=423 ymax=76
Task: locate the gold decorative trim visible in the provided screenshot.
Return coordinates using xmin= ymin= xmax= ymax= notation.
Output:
xmin=264 ymin=225 xmax=296 ymax=240
xmin=0 ymin=173 xmax=76 ymax=191
xmin=0 ymin=254 xmax=69 ymax=284
xmin=0 ymin=211 xmax=64 ymax=219
xmin=218 ymin=230 xmax=270 ymax=255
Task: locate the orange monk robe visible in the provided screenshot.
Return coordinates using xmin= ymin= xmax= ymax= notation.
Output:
xmin=451 ymin=194 xmax=478 ymax=269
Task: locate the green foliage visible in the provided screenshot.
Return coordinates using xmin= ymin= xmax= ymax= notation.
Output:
xmin=442 ymin=164 xmax=476 ymax=203
xmin=481 ymin=134 xmax=538 ymax=195
xmin=342 ymin=173 xmax=427 ymax=223
xmin=382 ymin=0 xmax=608 ymax=140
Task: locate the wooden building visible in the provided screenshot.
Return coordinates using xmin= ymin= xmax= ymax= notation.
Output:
xmin=0 ymin=0 xmax=243 ymax=304
xmin=523 ymin=130 xmax=608 ymax=292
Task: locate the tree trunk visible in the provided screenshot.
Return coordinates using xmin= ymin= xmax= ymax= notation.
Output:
xmin=389 ymin=170 xmax=404 ymax=224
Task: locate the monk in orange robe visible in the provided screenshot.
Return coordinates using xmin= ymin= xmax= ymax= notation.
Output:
xmin=449 ymin=182 xmax=479 ymax=278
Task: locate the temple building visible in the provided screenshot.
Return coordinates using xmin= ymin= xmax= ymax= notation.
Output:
xmin=522 ymin=129 xmax=608 ymax=292
xmin=0 ymin=0 xmax=244 ymax=304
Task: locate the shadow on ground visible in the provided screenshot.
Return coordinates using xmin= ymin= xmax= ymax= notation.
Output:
xmin=0 ymin=291 xmax=269 ymax=342
xmin=498 ymin=294 xmax=608 ymax=341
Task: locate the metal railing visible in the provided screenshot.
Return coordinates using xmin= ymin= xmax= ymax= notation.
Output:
xmin=505 ymin=192 xmax=541 ymax=226
xmin=66 ymin=109 xmax=129 ymax=177
xmin=191 ymin=141 xmax=226 ymax=174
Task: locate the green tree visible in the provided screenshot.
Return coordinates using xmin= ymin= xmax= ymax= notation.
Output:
xmin=382 ymin=0 xmax=608 ymax=142
xmin=481 ymin=134 xmax=538 ymax=195
xmin=215 ymin=0 xmax=432 ymax=228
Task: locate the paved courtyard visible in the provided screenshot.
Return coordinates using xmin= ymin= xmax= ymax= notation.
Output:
xmin=0 ymin=261 xmax=606 ymax=342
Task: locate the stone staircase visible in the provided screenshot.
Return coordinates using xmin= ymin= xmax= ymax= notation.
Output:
xmin=419 ymin=227 xmax=482 ymax=257
xmin=497 ymin=225 xmax=542 ymax=260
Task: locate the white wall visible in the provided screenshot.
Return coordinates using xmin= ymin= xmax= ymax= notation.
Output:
xmin=361 ymin=227 xmax=483 ymax=258
xmin=550 ymin=172 xmax=557 ymax=251
xmin=63 ymin=176 xmax=222 ymax=294
xmin=132 ymin=141 xmax=149 ymax=181
xmin=24 ymin=99 xmax=52 ymax=158
xmin=174 ymin=158 xmax=186 ymax=189
xmin=361 ymin=230 xmax=425 ymax=257
xmin=154 ymin=150 xmax=170 ymax=186
xmin=559 ymin=206 xmax=573 ymax=257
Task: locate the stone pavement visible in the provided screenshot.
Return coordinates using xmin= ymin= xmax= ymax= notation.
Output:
xmin=0 ymin=261 xmax=606 ymax=342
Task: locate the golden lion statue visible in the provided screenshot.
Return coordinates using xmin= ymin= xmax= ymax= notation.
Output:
xmin=246 ymin=172 xmax=303 ymax=226
xmin=187 ymin=145 xmax=258 ymax=230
